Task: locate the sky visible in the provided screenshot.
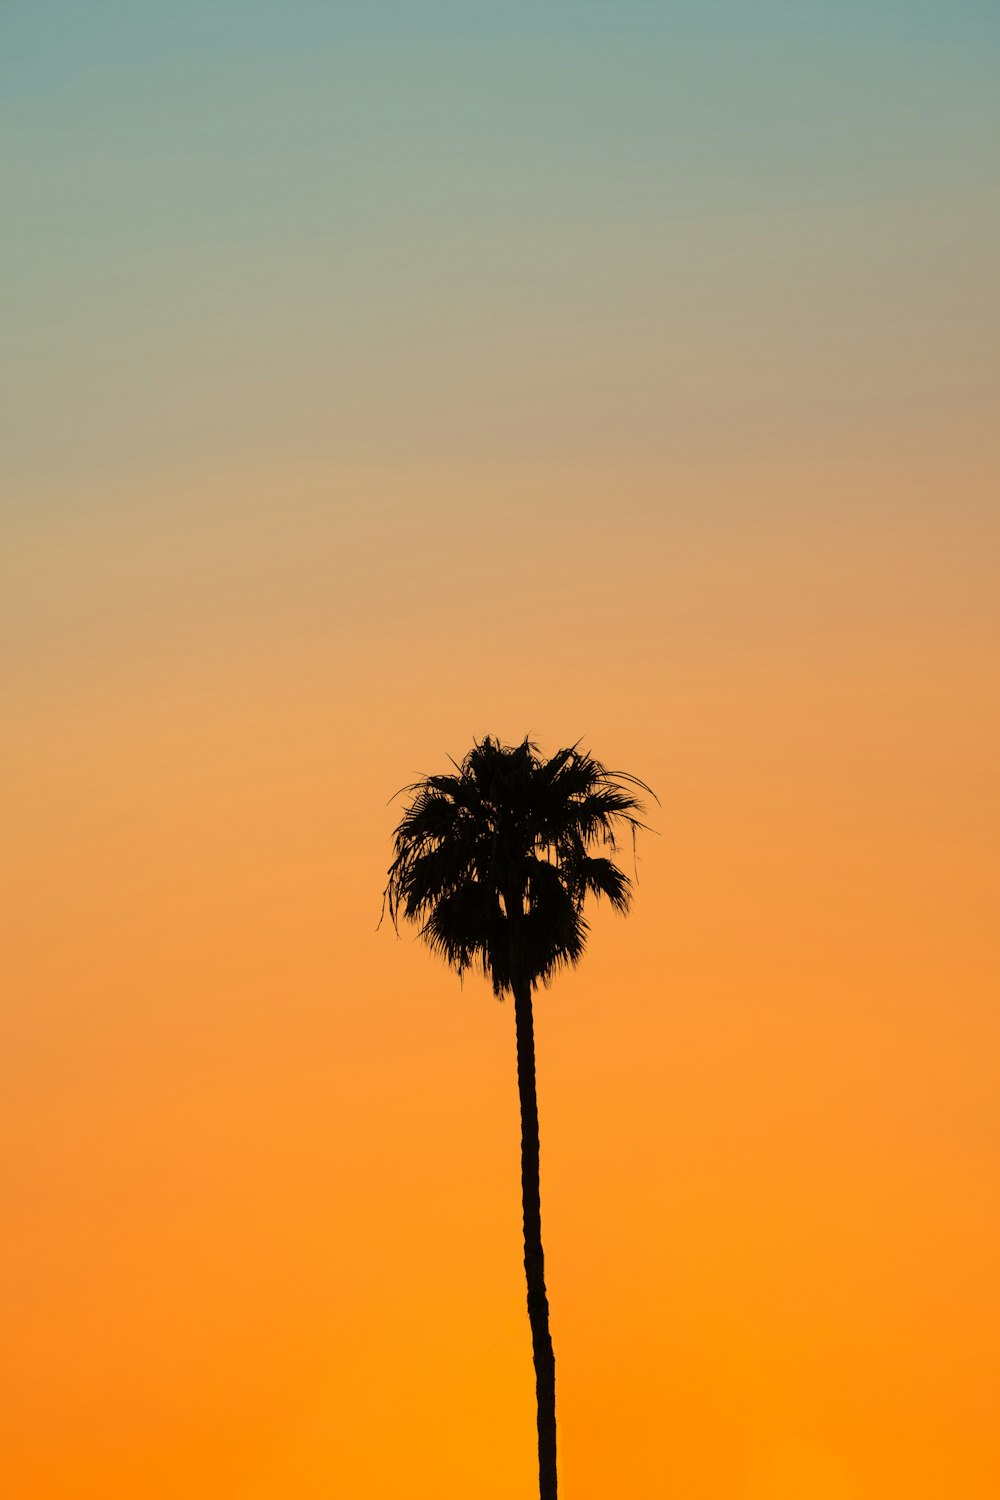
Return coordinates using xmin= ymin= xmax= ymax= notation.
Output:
xmin=3 ymin=4 xmax=999 ymax=1496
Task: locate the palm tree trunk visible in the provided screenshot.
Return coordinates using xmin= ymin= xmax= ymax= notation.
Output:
xmin=513 ymin=977 xmax=557 ymax=1500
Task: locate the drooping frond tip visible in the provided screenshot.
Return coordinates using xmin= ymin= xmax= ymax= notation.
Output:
xmin=381 ymin=736 xmax=655 ymax=995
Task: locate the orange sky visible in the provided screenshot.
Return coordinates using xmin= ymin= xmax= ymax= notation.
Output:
xmin=4 ymin=6 xmax=1000 ymax=1497
xmin=5 ymin=453 xmax=998 ymax=1497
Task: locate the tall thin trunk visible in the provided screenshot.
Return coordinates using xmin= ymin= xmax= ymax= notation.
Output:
xmin=513 ymin=977 xmax=557 ymax=1499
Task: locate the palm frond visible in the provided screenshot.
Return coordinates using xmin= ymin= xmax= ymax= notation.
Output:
xmin=383 ymin=736 xmax=653 ymax=995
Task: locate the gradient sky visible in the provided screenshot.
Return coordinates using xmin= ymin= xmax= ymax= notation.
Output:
xmin=3 ymin=5 xmax=999 ymax=1497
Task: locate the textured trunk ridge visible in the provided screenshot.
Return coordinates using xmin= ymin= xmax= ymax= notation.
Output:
xmin=514 ymin=980 xmax=557 ymax=1500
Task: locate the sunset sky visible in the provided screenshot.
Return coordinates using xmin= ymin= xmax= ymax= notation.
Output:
xmin=3 ymin=4 xmax=999 ymax=1496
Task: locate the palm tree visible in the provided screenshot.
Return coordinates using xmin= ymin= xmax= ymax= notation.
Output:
xmin=382 ymin=736 xmax=652 ymax=1500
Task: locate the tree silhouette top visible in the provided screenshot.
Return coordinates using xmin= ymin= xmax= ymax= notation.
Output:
xmin=382 ymin=736 xmax=654 ymax=996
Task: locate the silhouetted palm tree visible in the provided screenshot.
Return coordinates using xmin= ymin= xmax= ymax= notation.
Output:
xmin=383 ymin=736 xmax=652 ymax=1500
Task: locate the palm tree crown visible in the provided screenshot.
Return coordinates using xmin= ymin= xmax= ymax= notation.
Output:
xmin=383 ymin=736 xmax=652 ymax=995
